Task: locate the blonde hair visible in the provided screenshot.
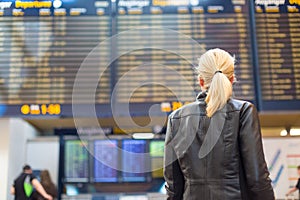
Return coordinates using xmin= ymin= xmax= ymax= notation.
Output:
xmin=196 ymin=48 xmax=234 ymax=117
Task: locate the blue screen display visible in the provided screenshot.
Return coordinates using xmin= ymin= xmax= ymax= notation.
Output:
xmin=94 ymin=140 xmax=119 ymax=182
xmin=121 ymin=140 xmax=148 ymax=182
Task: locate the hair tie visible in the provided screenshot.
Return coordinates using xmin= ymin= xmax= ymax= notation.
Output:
xmin=214 ymin=70 xmax=222 ymax=74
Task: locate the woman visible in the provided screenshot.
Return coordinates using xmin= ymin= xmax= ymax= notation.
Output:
xmin=163 ymin=48 xmax=274 ymax=200
xmin=33 ymin=170 xmax=57 ymax=200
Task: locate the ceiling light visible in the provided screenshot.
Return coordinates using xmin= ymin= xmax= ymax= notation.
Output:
xmin=53 ymin=0 xmax=62 ymax=8
xmin=290 ymin=128 xmax=300 ymax=136
xmin=280 ymin=129 xmax=288 ymax=136
xmin=190 ymin=0 xmax=199 ymax=6
xmin=132 ymin=133 xmax=154 ymax=139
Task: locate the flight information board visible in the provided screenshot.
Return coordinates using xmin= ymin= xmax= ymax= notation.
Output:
xmin=1 ymin=0 xmax=300 ymax=116
xmin=116 ymin=0 xmax=255 ymax=104
xmin=255 ymin=1 xmax=300 ymax=110
xmin=121 ymin=139 xmax=149 ymax=182
xmin=93 ymin=140 xmax=119 ymax=183
xmin=0 ymin=0 xmax=111 ymax=108
xmin=64 ymin=140 xmax=89 ymax=182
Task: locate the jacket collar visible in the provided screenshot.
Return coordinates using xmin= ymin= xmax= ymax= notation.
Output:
xmin=196 ymin=91 xmax=207 ymax=101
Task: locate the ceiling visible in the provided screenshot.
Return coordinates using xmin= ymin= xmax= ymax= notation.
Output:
xmin=25 ymin=112 xmax=300 ymax=137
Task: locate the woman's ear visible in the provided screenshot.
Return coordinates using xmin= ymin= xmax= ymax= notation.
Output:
xmin=199 ymin=78 xmax=205 ymax=87
xmin=229 ymin=76 xmax=234 ymax=84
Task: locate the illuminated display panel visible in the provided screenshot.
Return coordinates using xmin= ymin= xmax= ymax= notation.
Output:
xmin=255 ymin=1 xmax=300 ymax=110
xmin=121 ymin=139 xmax=148 ymax=182
xmin=93 ymin=140 xmax=119 ymax=183
xmin=149 ymin=140 xmax=164 ymax=178
xmin=116 ymin=0 xmax=255 ymax=104
xmin=0 ymin=0 xmax=111 ymax=108
xmin=2 ymin=0 xmax=299 ymax=115
xmin=64 ymin=140 xmax=89 ymax=182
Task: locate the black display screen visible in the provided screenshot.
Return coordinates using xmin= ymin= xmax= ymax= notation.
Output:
xmin=116 ymin=0 xmax=255 ymax=104
xmin=255 ymin=1 xmax=300 ymax=110
xmin=0 ymin=0 xmax=299 ymax=116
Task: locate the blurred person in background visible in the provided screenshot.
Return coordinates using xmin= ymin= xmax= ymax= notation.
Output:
xmin=164 ymin=48 xmax=274 ymax=200
xmin=32 ymin=170 xmax=57 ymax=200
xmin=286 ymin=165 xmax=300 ymax=198
xmin=11 ymin=165 xmax=52 ymax=200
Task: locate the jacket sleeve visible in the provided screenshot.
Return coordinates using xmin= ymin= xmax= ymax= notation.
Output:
xmin=164 ymin=116 xmax=184 ymax=200
xmin=239 ymin=103 xmax=275 ymax=200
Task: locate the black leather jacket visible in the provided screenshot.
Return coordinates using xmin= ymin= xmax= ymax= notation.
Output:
xmin=164 ymin=92 xmax=275 ymax=200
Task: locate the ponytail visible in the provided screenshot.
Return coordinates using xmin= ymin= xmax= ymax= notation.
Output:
xmin=196 ymin=48 xmax=234 ymax=117
xmin=205 ymin=72 xmax=232 ymax=117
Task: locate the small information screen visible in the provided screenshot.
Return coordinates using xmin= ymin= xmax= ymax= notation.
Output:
xmin=149 ymin=140 xmax=165 ymax=178
xmin=121 ymin=140 xmax=148 ymax=182
xmin=93 ymin=140 xmax=119 ymax=183
xmin=64 ymin=140 xmax=89 ymax=182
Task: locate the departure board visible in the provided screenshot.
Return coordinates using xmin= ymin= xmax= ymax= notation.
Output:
xmin=0 ymin=0 xmax=111 ymax=107
xmin=2 ymin=0 xmax=300 ymax=116
xmin=64 ymin=140 xmax=89 ymax=182
xmin=116 ymin=0 xmax=255 ymax=104
xmin=255 ymin=1 xmax=300 ymax=110
xmin=93 ymin=140 xmax=119 ymax=183
xmin=121 ymin=140 xmax=148 ymax=182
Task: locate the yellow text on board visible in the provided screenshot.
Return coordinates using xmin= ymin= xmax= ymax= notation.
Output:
xmin=290 ymin=0 xmax=300 ymax=5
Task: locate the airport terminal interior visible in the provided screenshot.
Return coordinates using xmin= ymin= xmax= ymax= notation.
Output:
xmin=0 ymin=0 xmax=300 ymax=199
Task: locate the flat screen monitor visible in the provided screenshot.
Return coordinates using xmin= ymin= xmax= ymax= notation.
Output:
xmin=93 ymin=140 xmax=119 ymax=183
xmin=64 ymin=140 xmax=89 ymax=182
xmin=149 ymin=140 xmax=165 ymax=178
xmin=121 ymin=139 xmax=148 ymax=182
